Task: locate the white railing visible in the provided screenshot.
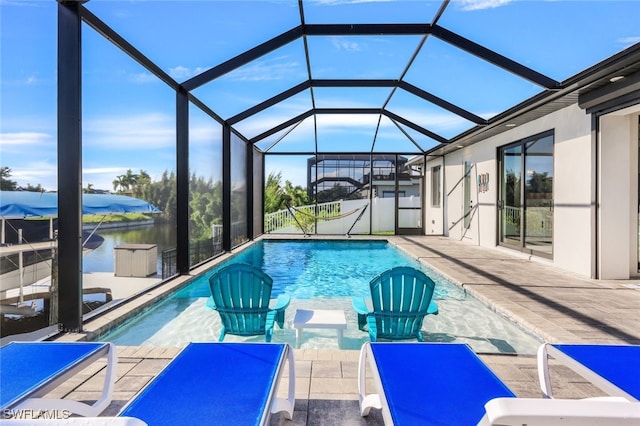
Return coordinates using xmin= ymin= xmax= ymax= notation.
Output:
xmin=265 ymin=200 xmax=341 ymax=233
xmin=504 ymin=206 xmax=552 ymax=238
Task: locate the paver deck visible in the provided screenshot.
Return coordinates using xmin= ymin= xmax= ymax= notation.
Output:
xmin=47 ymin=236 xmax=640 ymax=425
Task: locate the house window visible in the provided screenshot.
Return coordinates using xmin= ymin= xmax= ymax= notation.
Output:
xmin=382 ymin=190 xmax=405 ymax=198
xmin=498 ymin=130 xmax=554 ymax=257
xmin=431 ymin=165 xmax=441 ymax=207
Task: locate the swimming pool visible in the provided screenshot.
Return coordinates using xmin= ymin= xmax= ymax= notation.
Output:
xmin=99 ymin=240 xmax=542 ymax=354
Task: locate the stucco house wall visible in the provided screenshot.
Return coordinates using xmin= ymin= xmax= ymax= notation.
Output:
xmin=425 ymin=103 xmax=595 ymax=278
xmin=598 ymin=106 xmax=640 ymax=279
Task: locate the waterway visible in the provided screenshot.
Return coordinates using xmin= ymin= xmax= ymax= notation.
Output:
xmin=82 ymin=222 xmax=176 ymax=273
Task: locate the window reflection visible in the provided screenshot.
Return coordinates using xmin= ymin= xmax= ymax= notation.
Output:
xmin=188 ymin=105 xmax=223 ymax=267
xmin=524 ymin=135 xmax=553 ymax=254
xmin=499 ymin=132 xmax=553 ymax=256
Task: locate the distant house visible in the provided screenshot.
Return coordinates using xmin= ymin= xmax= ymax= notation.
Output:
xmin=307 ymin=154 xmax=421 ymax=202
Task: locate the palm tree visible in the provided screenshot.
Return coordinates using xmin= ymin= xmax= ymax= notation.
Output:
xmin=83 ymin=183 xmax=94 ymax=194
xmin=112 ymin=169 xmax=141 ymax=194
xmin=264 ymin=171 xmax=309 ymax=213
xmin=264 ymin=171 xmax=285 ymax=213
xmin=1 ymin=166 xmax=17 ymax=191
xmin=133 ymin=170 xmax=151 ymax=197
xmin=121 ymin=169 xmax=137 ymax=193
xmin=283 ymin=180 xmax=308 ymax=207
xmin=112 ymin=176 xmax=127 ymax=193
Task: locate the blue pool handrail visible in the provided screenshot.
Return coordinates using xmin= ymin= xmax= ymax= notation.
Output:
xmin=207 ymin=262 xmax=290 ymax=342
xmin=352 ymin=266 xmax=438 ymax=342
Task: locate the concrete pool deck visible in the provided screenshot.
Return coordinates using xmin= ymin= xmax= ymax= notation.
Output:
xmin=51 ymin=235 xmax=640 ymax=425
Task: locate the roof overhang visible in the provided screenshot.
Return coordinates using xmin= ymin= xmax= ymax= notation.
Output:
xmin=423 ymin=42 xmax=640 ymax=158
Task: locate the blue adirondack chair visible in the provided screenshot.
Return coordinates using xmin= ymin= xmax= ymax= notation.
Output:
xmin=352 ymin=266 xmax=438 ymax=342
xmin=207 ymin=263 xmax=290 ymax=342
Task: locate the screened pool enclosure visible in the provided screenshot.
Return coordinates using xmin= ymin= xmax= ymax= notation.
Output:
xmin=4 ymin=0 xmax=638 ymax=335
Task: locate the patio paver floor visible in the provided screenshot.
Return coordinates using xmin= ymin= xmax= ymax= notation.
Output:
xmin=51 ymin=236 xmax=640 ymax=425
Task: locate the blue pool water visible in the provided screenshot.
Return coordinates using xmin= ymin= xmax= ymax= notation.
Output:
xmin=100 ymin=240 xmax=542 ymax=354
xmin=174 ymin=240 xmax=465 ymax=300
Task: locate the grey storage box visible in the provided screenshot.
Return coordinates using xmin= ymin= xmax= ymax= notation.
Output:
xmin=114 ymin=243 xmax=157 ymax=277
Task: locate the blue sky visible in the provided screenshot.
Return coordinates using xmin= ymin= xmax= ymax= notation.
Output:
xmin=1 ymin=0 xmax=639 ymax=190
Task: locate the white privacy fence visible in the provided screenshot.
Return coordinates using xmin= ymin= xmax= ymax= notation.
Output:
xmin=264 ymin=197 xmax=421 ymax=234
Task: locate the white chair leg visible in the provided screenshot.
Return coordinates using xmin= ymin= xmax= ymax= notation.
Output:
xmin=16 ymin=343 xmax=118 ymax=417
xmin=271 ymin=344 xmax=296 ymax=420
xmin=358 ymin=343 xmax=381 ymax=417
xmin=537 ymin=343 xmax=554 ymax=398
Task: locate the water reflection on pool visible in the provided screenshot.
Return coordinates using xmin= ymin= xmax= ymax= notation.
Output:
xmin=99 ymin=240 xmax=542 ymax=354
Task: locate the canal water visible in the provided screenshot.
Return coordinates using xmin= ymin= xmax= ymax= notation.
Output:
xmin=82 ymin=222 xmax=176 ymax=273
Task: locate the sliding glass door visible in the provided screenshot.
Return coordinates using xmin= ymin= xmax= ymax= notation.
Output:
xmin=498 ymin=131 xmax=554 ymax=258
xmin=499 ymin=145 xmax=522 ymax=248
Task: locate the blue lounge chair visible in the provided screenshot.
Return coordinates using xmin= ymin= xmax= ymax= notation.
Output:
xmin=358 ymin=342 xmax=515 ymax=424
xmin=0 ymin=342 xmax=117 ymax=418
xmin=358 ymin=342 xmax=640 ymax=426
xmin=352 ymin=266 xmax=438 ymax=342
xmin=119 ymin=342 xmax=295 ymax=425
xmin=538 ymin=343 xmax=640 ymax=401
xmin=207 ymin=262 xmax=290 ymax=342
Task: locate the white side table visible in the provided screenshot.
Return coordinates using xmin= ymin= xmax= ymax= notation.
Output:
xmin=293 ymin=309 xmax=347 ymax=348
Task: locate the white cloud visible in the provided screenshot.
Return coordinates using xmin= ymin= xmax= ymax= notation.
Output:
xmin=234 ymin=100 xmax=313 ymax=137
xmin=617 ymin=36 xmax=640 ymax=48
xmin=309 ymin=0 xmax=393 ymax=5
xmin=264 ymin=158 xmax=308 ymax=187
xmin=129 ymin=72 xmax=159 ymax=84
xmin=0 ymin=0 xmax=45 ymax=7
xmin=315 ymin=114 xmax=381 ymax=129
xmin=314 ymin=93 xmax=387 ymax=109
xmin=82 ymin=165 xmax=180 ymax=193
xmin=330 ymin=37 xmax=364 ymax=52
xmin=83 ymin=113 xmax=175 ymax=148
xmin=456 ymin=0 xmax=512 ymax=11
xmin=83 ymin=167 xmax=128 ymax=175
xmin=222 ymin=56 xmax=303 ymax=82
xmin=390 ymin=107 xmax=470 ymax=133
xmin=10 ymin=161 xmax=57 ymax=191
xmin=0 ymin=132 xmax=52 ymax=146
xmin=169 ymin=65 xmax=209 ymax=80
xmin=2 ymin=75 xmax=48 ymax=87
xmin=237 ymin=100 xmax=477 ymax=144
xmin=25 ymin=75 xmax=40 ymax=85
xmin=188 ymin=125 xmax=223 ymax=147
xmin=82 ymin=167 xmax=132 ymax=192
